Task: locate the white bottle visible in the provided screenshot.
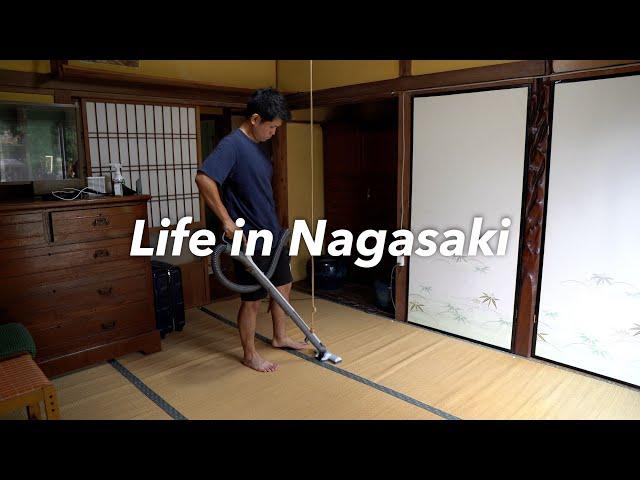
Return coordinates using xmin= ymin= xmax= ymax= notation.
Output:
xmin=110 ymin=163 xmax=124 ymax=196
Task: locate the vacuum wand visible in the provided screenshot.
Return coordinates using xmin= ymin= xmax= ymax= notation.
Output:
xmin=211 ymin=232 xmax=342 ymax=364
xmin=243 ymin=255 xmax=342 ymax=364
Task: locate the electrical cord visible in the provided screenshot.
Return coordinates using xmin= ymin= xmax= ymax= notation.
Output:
xmin=390 ymin=263 xmax=398 ymax=312
xmin=50 ymin=187 xmax=104 ymax=201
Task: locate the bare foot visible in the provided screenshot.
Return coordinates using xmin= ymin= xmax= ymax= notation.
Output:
xmin=242 ymin=354 xmax=278 ymax=372
xmin=272 ymin=337 xmax=308 ymax=350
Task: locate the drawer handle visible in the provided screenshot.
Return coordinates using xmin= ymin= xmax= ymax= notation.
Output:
xmin=97 ymin=286 xmax=113 ymax=296
xmin=101 ymin=320 xmax=116 ymax=330
xmin=93 ymin=249 xmax=110 ymax=258
xmin=92 ymin=217 xmax=110 ymax=227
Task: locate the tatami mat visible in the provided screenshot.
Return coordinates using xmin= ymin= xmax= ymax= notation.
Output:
xmin=4 ymin=291 xmax=639 ymax=420
xmin=205 ymin=293 xmax=640 ymax=419
xmin=116 ymin=309 xmax=440 ymax=419
xmin=1 ymin=362 xmax=171 ymax=420
xmin=52 ymin=363 xmax=172 ymax=420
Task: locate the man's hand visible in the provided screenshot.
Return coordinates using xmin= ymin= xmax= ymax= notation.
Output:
xmin=222 ymin=219 xmax=247 ymax=245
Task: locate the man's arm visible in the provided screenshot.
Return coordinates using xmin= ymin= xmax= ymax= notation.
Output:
xmin=195 ymin=172 xmax=243 ymax=240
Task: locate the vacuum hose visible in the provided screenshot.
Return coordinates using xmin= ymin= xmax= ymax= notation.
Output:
xmin=210 ymin=227 xmax=343 ymax=364
xmin=212 ymin=228 xmax=291 ymax=293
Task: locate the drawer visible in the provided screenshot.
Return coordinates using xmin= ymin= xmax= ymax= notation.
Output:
xmin=1 ymin=308 xmax=56 ymax=328
xmin=83 ymin=301 xmax=153 ymax=338
xmin=29 ymin=317 xmax=88 ymax=355
xmin=0 ymin=257 xmax=148 ymax=304
xmin=72 ymin=272 xmax=149 ymax=309
xmin=50 ymin=204 xmax=146 ymax=244
xmin=0 ymin=263 xmax=150 ymax=310
xmin=0 ymin=306 xmax=57 ymax=332
xmin=32 ymin=301 xmax=154 ymax=361
xmin=1 ymin=236 xmax=139 ymax=278
xmin=36 ymin=273 xmax=149 ymax=313
xmin=0 ymin=212 xmax=46 ymax=249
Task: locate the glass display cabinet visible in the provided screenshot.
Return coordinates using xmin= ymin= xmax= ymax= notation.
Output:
xmin=0 ymin=102 xmax=80 ymax=184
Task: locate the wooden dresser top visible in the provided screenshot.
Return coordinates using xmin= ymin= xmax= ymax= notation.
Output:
xmin=0 ymin=195 xmax=151 ymax=213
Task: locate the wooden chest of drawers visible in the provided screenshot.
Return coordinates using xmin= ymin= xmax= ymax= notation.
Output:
xmin=0 ymin=195 xmax=161 ymax=378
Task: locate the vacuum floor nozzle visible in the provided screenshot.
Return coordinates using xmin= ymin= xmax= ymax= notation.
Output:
xmin=213 ymin=230 xmax=344 ymax=367
xmin=319 ymin=351 xmax=343 ymax=364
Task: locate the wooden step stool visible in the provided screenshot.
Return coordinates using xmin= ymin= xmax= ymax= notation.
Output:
xmin=0 ymin=354 xmax=60 ymax=420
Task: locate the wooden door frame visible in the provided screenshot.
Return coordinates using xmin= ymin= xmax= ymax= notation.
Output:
xmin=391 ymin=62 xmax=640 ymax=358
xmin=394 ymin=79 xmax=540 ymax=354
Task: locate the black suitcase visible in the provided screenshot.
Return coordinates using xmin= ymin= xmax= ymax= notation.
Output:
xmin=151 ymin=260 xmax=186 ymax=338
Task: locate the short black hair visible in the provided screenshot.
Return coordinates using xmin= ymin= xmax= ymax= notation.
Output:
xmin=245 ymin=87 xmax=291 ymax=122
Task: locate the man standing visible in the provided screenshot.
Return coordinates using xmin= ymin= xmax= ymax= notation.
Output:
xmin=196 ymin=88 xmax=307 ymax=372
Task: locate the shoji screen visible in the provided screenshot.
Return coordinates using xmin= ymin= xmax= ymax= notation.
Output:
xmin=409 ymin=87 xmax=528 ymax=349
xmin=536 ymin=75 xmax=640 ymax=386
xmin=84 ymin=101 xmax=200 ymax=228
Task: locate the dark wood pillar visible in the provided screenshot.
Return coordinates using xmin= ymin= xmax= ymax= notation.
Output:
xmin=272 ymin=124 xmax=289 ymax=228
xmin=399 ymin=60 xmax=412 ymax=77
xmin=512 ymin=78 xmax=553 ymax=356
xmin=395 ymin=92 xmax=412 ymax=322
xmin=50 ymin=60 xmax=67 ymax=80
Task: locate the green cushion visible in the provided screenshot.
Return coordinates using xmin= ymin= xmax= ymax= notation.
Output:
xmin=0 ymin=323 xmax=36 ymax=361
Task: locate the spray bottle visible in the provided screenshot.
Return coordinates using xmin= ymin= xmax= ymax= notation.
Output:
xmin=110 ymin=163 xmax=124 ymax=196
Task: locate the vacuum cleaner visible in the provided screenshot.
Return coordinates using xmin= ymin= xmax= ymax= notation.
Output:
xmin=211 ymin=229 xmax=342 ymax=364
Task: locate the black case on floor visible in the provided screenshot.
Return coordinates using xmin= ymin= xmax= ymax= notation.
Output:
xmin=151 ymin=260 xmax=186 ymax=338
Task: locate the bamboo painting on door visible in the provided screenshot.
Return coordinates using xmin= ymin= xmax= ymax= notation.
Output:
xmin=536 ymin=74 xmax=640 ymax=387
xmin=409 ymin=87 xmax=529 ymax=349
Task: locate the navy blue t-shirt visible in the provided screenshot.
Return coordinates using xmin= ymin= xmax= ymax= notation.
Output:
xmin=198 ymin=129 xmax=282 ymax=252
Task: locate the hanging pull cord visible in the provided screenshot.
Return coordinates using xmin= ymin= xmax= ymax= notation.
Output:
xmin=310 ymin=59 xmax=317 ymax=335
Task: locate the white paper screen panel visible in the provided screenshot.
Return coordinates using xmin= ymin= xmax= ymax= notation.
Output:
xmin=85 ymin=102 xmax=200 ymax=227
xmin=536 ymin=75 xmax=640 ymax=386
xmin=409 ymin=87 xmax=529 ymax=349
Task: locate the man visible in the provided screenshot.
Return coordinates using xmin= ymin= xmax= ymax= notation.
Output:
xmin=196 ymin=88 xmax=307 ymax=373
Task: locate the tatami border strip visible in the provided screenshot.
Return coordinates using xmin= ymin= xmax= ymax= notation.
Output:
xmin=199 ymin=306 xmax=460 ymax=420
xmin=108 ymin=359 xmax=188 ymax=420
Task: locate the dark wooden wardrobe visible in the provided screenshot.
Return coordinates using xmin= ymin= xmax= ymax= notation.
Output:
xmin=322 ymin=101 xmax=398 ymax=286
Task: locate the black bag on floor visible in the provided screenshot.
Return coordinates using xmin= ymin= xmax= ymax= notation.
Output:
xmin=151 ymin=260 xmax=186 ymax=338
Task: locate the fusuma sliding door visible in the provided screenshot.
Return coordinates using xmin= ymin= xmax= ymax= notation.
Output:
xmin=536 ymin=74 xmax=640 ymax=386
xmin=409 ymin=87 xmax=529 ymax=349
